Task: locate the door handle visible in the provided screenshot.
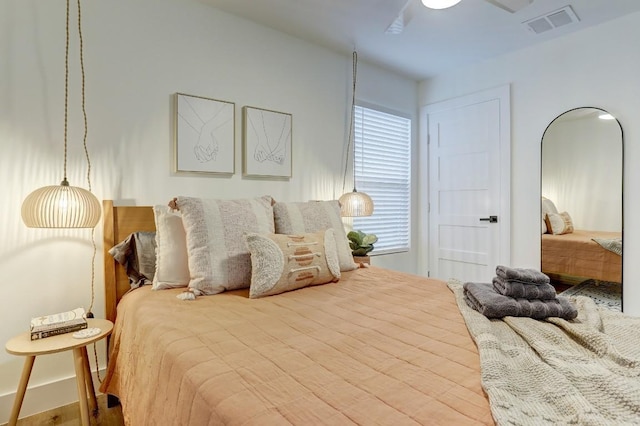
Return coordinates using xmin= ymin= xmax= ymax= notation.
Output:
xmin=479 ymin=215 xmax=498 ymax=223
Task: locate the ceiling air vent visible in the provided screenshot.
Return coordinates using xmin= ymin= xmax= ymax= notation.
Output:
xmin=522 ymin=5 xmax=580 ymax=34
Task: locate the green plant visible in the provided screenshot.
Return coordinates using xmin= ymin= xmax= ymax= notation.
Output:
xmin=347 ymin=230 xmax=378 ymax=256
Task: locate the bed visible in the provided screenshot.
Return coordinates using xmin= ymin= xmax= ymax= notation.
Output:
xmin=541 ymin=230 xmax=622 ymax=284
xmin=99 ymin=199 xmax=493 ymax=425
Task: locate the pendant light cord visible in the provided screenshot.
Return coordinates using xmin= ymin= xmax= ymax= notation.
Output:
xmin=63 ymin=0 xmax=92 ymax=189
xmin=342 ymin=51 xmax=358 ymax=193
xmin=74 ymin=0 xmax=97 ymax=316
xmin=67 ymin=0 xmax=101 ymax=382
xmin=63 ymin=0 xmax=70 ymax=183
xmin=77 ymin=0 xmax=92 ymax=193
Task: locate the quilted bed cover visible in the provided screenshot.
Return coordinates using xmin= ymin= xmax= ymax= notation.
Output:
xmin=101 ymin=266 xmax=492 ymax=425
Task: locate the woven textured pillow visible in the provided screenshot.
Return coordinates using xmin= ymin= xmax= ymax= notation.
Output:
xmin=245 ymin=230 xmax=341 ymax=298
xmin=152 ymin=205 xmax=190 ymax=290
xmin=177 ymin=195 xmax=275 ymax=295
xmin=273 ymin=200 xmax=357 ymax=271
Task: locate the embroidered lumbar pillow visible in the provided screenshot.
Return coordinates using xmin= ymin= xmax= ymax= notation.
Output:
xmin=245 ymin=229 xmax=341 ymax=298
xmin=272 ymin=200 xmax=357 ymax=272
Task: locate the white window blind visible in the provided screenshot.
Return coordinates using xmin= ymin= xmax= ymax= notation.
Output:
xmin=353 ymin=105 xmax=411 ymax=254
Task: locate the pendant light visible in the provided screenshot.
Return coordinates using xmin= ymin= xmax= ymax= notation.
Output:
xmin=421 ymin=0 xmax=462 ymax=9
xmin=21 ymin=0 xmax=100 ymax=229
xmin=339 ymin=51 xmax=374 ymax=217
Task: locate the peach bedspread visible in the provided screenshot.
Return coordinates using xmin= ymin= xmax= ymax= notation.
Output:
xmin=542 ymin=230 xmax=622 ymax=283
xmin=101 ymin=266 xmax=492 ymax=425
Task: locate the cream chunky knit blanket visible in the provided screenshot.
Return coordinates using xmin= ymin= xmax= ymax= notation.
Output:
xmin=448 ymin=279 xmax=640 ymax=425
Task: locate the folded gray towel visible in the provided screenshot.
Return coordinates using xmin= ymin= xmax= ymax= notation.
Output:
xmin=492 ymin=276 xmax=557 ymax=300
xmin=495 ymin=265 xmax=550 ymax=285
xmin=463 ymin=282 xmax=577 ymax=320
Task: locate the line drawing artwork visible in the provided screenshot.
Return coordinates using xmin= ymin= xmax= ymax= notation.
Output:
xmin=243 ymin=106 xmax=292 ymax=178
xmin=175 ymin=94 xmax=235 ymax=174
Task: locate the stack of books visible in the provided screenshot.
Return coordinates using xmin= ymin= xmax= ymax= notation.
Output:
xmin=30 ymin=307 xmax=88 ymax=340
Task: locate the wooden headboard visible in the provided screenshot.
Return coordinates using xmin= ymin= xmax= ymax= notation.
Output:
xmin=103 ymin=200 xmax=156 ymax=322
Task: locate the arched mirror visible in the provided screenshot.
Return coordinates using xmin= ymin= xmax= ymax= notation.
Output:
xmin=541 ymin=107 xmax=623 ymax=311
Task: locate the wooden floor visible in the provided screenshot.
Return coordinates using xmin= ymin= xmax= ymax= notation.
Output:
xmin=1 ymin=394 xmax=124 ymax=426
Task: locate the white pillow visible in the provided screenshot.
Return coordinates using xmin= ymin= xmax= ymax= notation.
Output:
xmin=152 ymin=206 xmax=190 ymax=290
xmin=541 ymin=197 xmax=558 ymax=216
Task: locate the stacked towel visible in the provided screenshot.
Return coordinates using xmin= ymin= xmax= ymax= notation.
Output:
xmin=492 ymin=265 xmax=556 ymax=299
xmin=492 ymin=277 xmax=557 ymax=300
xmin=463 ymin=265 xmax=577 ymax=320
xmin=463 ymin=282 xmax=577 ymax=320
xmin=495 ymin=265 xmax=550 ymax=285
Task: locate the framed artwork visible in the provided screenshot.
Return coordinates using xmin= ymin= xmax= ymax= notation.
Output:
xmin=174 ymin=93 xmax=235 ymax=174
xmin=243 ymin=106 xmax=292 ymax=178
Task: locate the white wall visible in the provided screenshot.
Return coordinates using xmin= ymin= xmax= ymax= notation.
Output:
xmin=419 ymin=11 xmax=640 ymax=316
xmin=542 ymin=115 xmax=622 ymax=231
xmin=0 ymin=0 xmax=418 ymax=420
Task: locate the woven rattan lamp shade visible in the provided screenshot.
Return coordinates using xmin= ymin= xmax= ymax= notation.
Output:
xmin=339 ymin=190 xmax=374 ymax=217
xmin=21 ymin=180 xmax=101 ymax=228
xmin=21 ymin=0 xmax=101 ymax=229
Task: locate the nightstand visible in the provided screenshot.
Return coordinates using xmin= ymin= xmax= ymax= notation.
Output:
xmin=5 ymin=318 xmax=113 ymax=426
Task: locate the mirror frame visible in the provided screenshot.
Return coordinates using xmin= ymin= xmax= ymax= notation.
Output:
xmin=540 ymin=106 xmax=624 ymax=310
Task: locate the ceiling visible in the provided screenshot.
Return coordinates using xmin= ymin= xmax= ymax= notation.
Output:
xmin=192 ymin=0 xmax=640 ymax=80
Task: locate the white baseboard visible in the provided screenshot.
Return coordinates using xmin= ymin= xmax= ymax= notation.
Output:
xmin=0 ymin=369 xmax=107 ymax=424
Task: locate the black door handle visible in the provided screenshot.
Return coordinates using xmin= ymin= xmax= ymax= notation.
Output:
xmin=479 ymin=216 xmax=498 ymax=223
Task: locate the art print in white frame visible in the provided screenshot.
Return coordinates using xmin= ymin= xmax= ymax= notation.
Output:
xmin=243 ymin=106 xmax=292 ymax=178
xmin=174 ymin=93 xmax=235 ymax=174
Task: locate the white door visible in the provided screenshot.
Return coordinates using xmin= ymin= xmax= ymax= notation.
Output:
xmin=423 ymin=86 xmax=510 ymax=283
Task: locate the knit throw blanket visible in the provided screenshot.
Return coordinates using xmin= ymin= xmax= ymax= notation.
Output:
xmin=592 ymin=237 xmax=623 ymax=256
xmin=448 ymin=279 xmax=640 ymax=425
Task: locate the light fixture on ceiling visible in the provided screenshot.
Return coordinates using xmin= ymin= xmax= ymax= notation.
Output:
xmin=21 ymin=0 xmax=101 ymax=229
xmin=339 ymin=51 xmax=374 ymax=217
xmin=421 ymin=0 xmax=462 ymax=10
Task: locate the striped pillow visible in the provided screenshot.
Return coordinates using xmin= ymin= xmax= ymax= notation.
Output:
xmin=177 ymin=196 xmax=274 ymax=295
xmin=273 ymin=201 xmax=357 ymax=271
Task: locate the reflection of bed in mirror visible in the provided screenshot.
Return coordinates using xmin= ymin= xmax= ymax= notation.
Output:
xmin=541 ymin=230 xmax=621 ymax=284
xmin=540 ymin=106 xmax=623 ymax=293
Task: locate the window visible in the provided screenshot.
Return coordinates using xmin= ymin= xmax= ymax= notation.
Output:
xmin=353 ymin=104 xmax=411 ymax=254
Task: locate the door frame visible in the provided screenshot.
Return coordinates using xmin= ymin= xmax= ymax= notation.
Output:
xmin=418 ymin=85 xmax=511 ymax=278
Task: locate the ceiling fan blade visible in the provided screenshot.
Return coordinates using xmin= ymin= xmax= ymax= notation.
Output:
xmin=484 ymin=0 xmax=533 ymax=13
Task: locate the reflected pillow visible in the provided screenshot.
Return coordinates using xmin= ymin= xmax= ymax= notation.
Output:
xmin=245 ymin=230 xmax=341 ymax=298
xmin=541 ymin=197 xmax=558 ymax=216
xmin=545 ymin=212 xmax=574 ymax=235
